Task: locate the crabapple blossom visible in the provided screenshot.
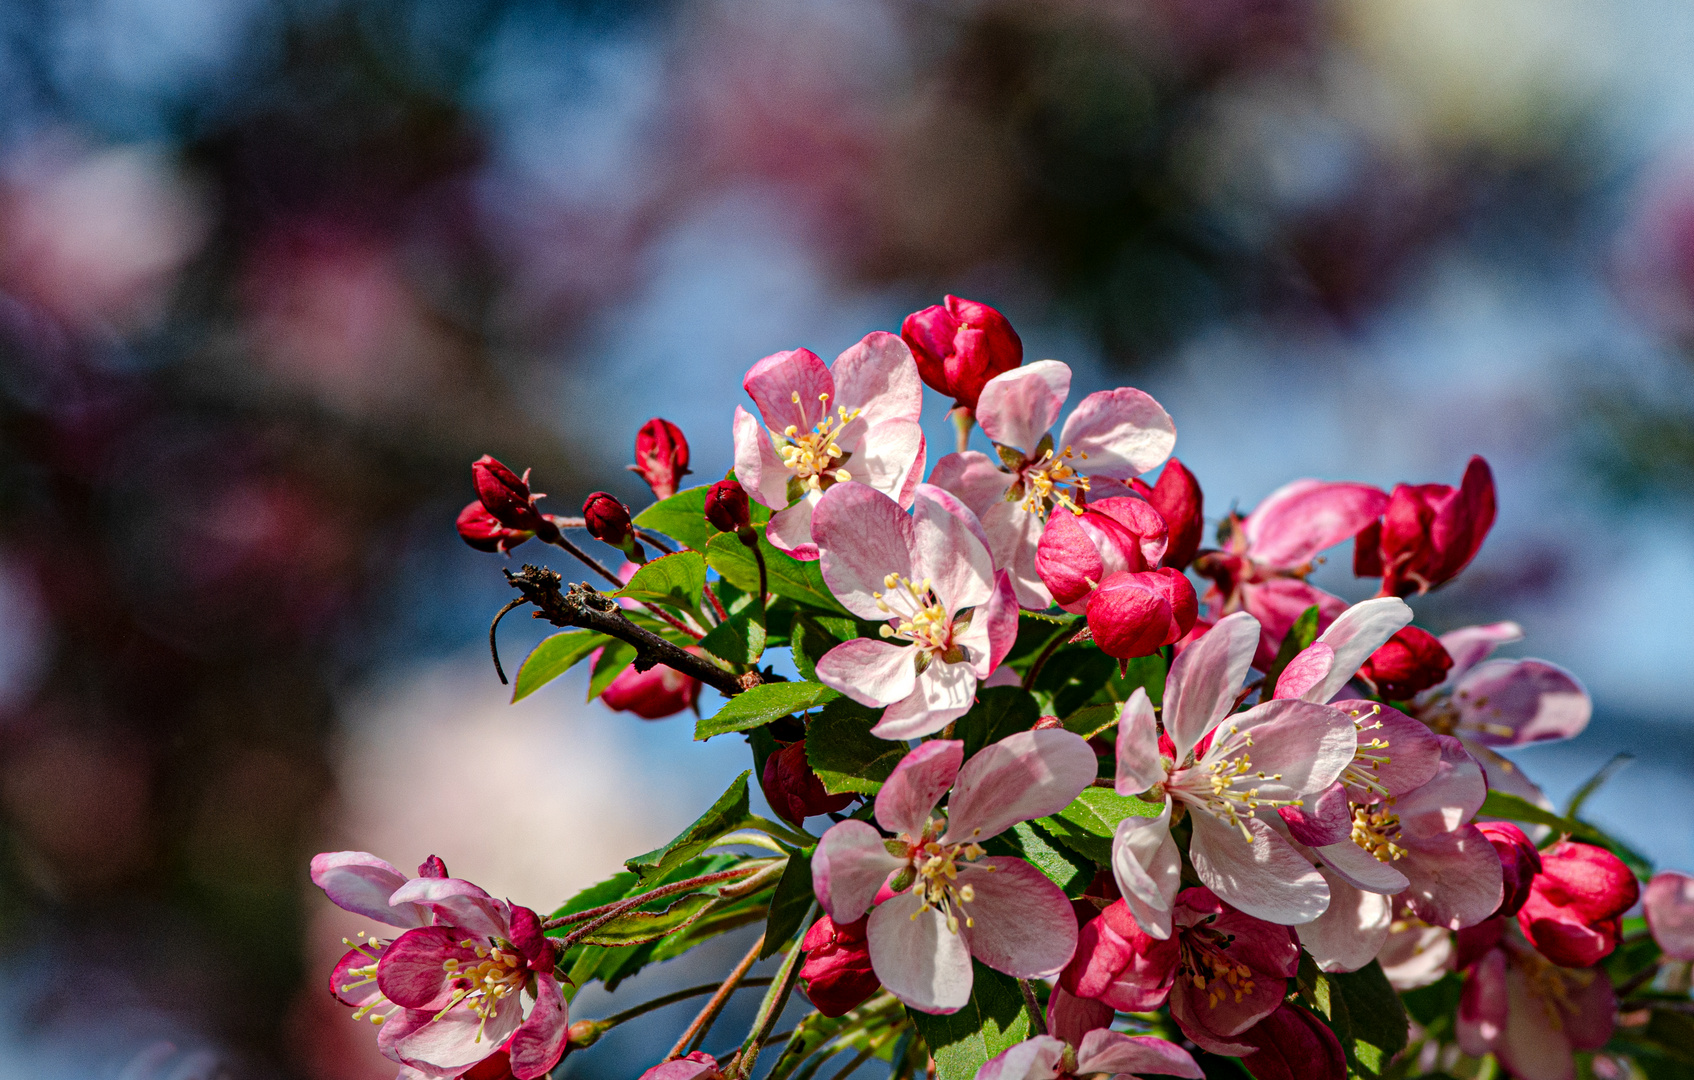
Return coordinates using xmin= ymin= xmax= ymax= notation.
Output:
xmin=1457 ymin=918 xmax=1617 ymax=1080
xmin=810 ymin=730 xmax=1096 ymax=1013
xmin=1131 ymin=458 xmax=1204 ymax=571
xmin=798 ymin=914 xmax=880 ymax=1016
xmin=1479 ymin=822 xmax=1542 ymax=919
xmin=1517 ymin=841 xmax=1639 ymax=967
xmin=457 ymin=502 xmax=535 ymax=554
xmin=639 ymin=1052 xmax=723 ymax=1080
xmin=1034 ymin=496 xmax=1169 ymax=613
xmin=1354 ymin=455 xmax=1496 ymax=598
xmin=929 ymin=360 xmax=1176 ymax=608
xmin=1646 ymin=871 xmax=1694 ymax=961
xmin=630 ymin=417 xmax=690 ymax=499
xmin=597 ymin=653 xmax=702 ymax=719
xmin=1109 ymin=611 xmax=1357 ymax=931
xmin=732 ymin=333 xmax=926 ymax=559
xmin=1375 ymin=919 xmax=1454 ymax=991
xmin=811 ymin=482 xmax=1018 ymax=739
xmin=900 ymin=295 xmax=1024 ymax=412
xmin=1358 ymin=626 xmax=1452 ymax=699
xmin=974 ymin=1030 xmax=1202 ymax=1080
xmin=313 ymin=851 xmax=444 ymax=1029
xmin=472 ymin=456 xmax=559 ymax=541
xmin=1233 ymin=1004 xmax=1347 ymax=1080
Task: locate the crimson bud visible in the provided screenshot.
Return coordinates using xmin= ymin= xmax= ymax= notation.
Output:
xmin=704 ymin=478 xmax=753 ymax=534
xmin=582 ymin=491 xmax=645 ymax=561
xmin=473 ymin=455 xmax=560 ymax=541
xmin=799 ymin=915 xmax=880 ymax=1017
xmin=899 ymin=295 xmax=1023 ymax=410
xmin=1517 ymin=840 xmax=1639 ymax=966
xmin=1131 ymin=458 xmax=1204 ymax=571
xmin=1360 ymin=625 xmax=1454 ymax=699
xmin=1236 ymin=1004 xmax=1348 ymax=1080
xmin=1356 ymin=455 xmax=1496 ymax=596
xmin=630 ymin=418 xmax=691 ymax=500
xmin=1477 ymin=822 xmax=1542 ymax=919
xmin=1084 ymin=567 xmax=1197 ymax=660
xmin=760 ymin=740 xmax=853 ymax=826
xmin=457 ymin=501 xmax=534 ymax=554
xmin=418 ymin=855 xmax=449 ymax=879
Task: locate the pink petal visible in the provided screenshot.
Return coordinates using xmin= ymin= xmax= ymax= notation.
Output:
xmin=1241 ymin=579 xmax=1349 ymax=670
xmin=1187 ymin=811 xmax=1331 ymax=925
xmin=330 ymin=944 xmax=387 ymax=1006
xmin=508 ymin=973 xmax=569 ymax=1080
xmin=1451 ymin=659 xmax=1591 ymax=747
xmin=394 ymin=994 xmax=523 ymax=1074
xmin=977 ymin=360 xmax=1070 ymax=454
xmin=1115 ymin=688 xmax=1164 ymax=795
xmin=957 ymin=857 xmax=1079 ymax=978
xmin=1455 ymin=946 xmax=1507 ymax=1058
xmin=1242 ymin=480 xmax=1389 ymax=570
xmin=1273 ymin=642 xmax=1334 ymax=701
xmin=815 ymin=638 xmax=916 ymax=708
xmin=927 ymin=451 xmax=1012 ymax=517
xmin=1302 ymin=597 xmax=1413 ymax=704
xmin=1034 ymin=508 xmax=1104 ymax=612
xmin=977 ymin=1036 xmax=1068 ymax=1080
xmin=813 ymin=482 xmax=917 ymax=621
xmin=1048 ymin=988 xmax=1114 ymax=1050
xmin=638 ymin=1054 xmax=723 ymax=1080
xmin=378 ymin=926 xmax=478 ymax=1009
xmin=1162 ymin=610 xmax=1259 ymax=761
xmin=1395 ymin=735 xmax=1487 ymax=839
xmin=982 ymin=501 xmax=1049 ymax=609
xmin=1277 ymin=781 xmax=1352 ymax=847
xmin=1646 ymin=872 xmax=1694 ymax=961
xmin=765 ymin=499 xmax=819 ymax=560
xmin=375 ymin=1007 xmax=436 ymax=1066
xmin=1398 ymin=825 xmax=1505 ymax=930
xmin=943 ymin=729 xmax=1097 ymax=844
xmin=813 ymin=820 xmax=906 ymax=923
xmin=1376 ymin=922 xmax=1454 ymax=991
xmin=982 ymin=570 xmax=1021 ymax=674
xmin=829 ymin=331 xmax=923 ymax=427
xmin=1058 ymin=387 xmax=1177 ymax=480
xmin=1214 ymin=698 xmax=1358 ymax=800
xmin=311 ymin=851 xmax=428 ymax=928
xmin=911 ymin=484 xmax=995 ymax=614
xmin=854 ymin=419 xmax=927 ymax=504
xmin=732 ymin=405 xmax=792 ymax=509
xmin=875 ymin=739 xmax=964 ymax=837
xmin=1075 ymin=1031 xmax=1203 ymax=1080
xmin=872 ymin=660 xmax=979 ymax=740
xmin=387 ymin=878 xmax=509 ymax=943
xmin=1498 ymin=962 xmax=1581 ymax=1080
xmin=1297 ymin=869 xmax=1392 ymax=973
xmin=1112 ymin=804 xmax=1181 ymax=939
xmin=1562 ymin=965 xmax=1619 ymax=1051
xmin=744 ymin=348 xmax=833 ymax=434
xmin=867 ymin=890 xmax=975 ymax=1013
xmin=1337 ymin=702 xmax=1442 ymax=796
xmin=1314 ymin=833 xmax=1411 ymax=895
xmin=1436 ymin=622 xmax=1523 ymax=684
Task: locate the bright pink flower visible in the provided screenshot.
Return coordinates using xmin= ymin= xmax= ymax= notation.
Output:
xmin=732 ymin=333 xmax=926 ymax=559
xmin=1034 ymin=497 xmax=1169 ymax=613
xmin=900 ymin=295 xmax=1023 ymax=410
xmin=1358 ymin=626 xmax=1452 ymax=699
xmin=1478 ymin=822 xmax=1542 ymax=919
xmin=472 ymin=456 xmax=559 ymax=541
xmin=1085 ymin=568 xmax=1198 ymax=660
xmin=929 ymin=361 xmax=1176 ymax=608
xmin=761 ymin=740 xmax=854 ymax=826
xmin=798 ymin=914 xmax=880 ymax=1017
xmin=810 ymin=730 xmax=1096 ymax=1013
xmin=1234 ymin=1004 xmax=1347 ymax=1080
xmin=597 ymin=650 xmax=702 ymax=719
xmin=1131 ymin=458 xmax=1204 ymax=571
xmin=377 ymin=879 xmax=567 ymax=1080
xmin=638 ymin=1051 xmax=722 ymax=1080
xmin=1375 ymin=919 xmax=1454 ymax=990
xmin=1194 ymin=479 xmax=1389 ymax=666
xmin=974 ymin=1031 xmax=1201 ymax=1080
xmin=457 ymin=502 xmax=535 ymax=555
xmin=1646 ymin=871 xmax=1694 ymax=961
xmin=1457 ymin=919 xmax=1616 ymax=1080
xmin=313 ymin=851 xmax=440 ymax=1027
xmin=1110 ymin=611 xmax=1357 ymax=932
xmin=703 ymin=478 xmax=752 ymax=533
xmin=1517 ymin=841 xmax=1638 ymax=967
xmin=630 ymin=418 xmax=690 ymax=500
xmin=811 ymin=483 xmax=1018 ymax=739
xmin=1355 ymin=456 xmax=1496 ymax=597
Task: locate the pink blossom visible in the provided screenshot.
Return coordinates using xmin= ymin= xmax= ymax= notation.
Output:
xmin=900 ymin=295 xmax=1024 ymax=411
xmin=1354 ymin=456 xmax=1496 ymax=598
xmin=928 ymin=361 xmax=1176 ymax=608
xmin=638 ymin=1052 xmax=723 ymax=1080
xmin=732 ymin=333 xmax=926 ymax=559
xmin=810 ymin=730 xmax=1097 ymax=1013
xmin=1516 ymin=841 xmax=1638 ymax=967
xmin=1110 ymin=611 xmax=1357 ymax=931
xmin=597 ymin=650 xmax=702 ymax=719
xmin=1646 ymin=872 xmax=1694 ymax=961
xmin=313 ymin=851 xmax=441 ymax=1026
xmin=1375 ymin=920 xmax=1454 ymax=991
xmin=1233 ymin=1004 xmax=1347 ymax=1080
xmin=631 ymin=417 xmax=690 ymax=500
xmin=811 ymin=483 xmax=1018 ymax=739
xmin=1194 ymin=479 xmax=1389 ymax=666
xmin=1457 ymin=919 xmax=1616 ymax=1080
xmin=974 ymin=1030 xmax=1201 ymax=1080
xmin=1130 ymin=458 xmax=1204 ymax=571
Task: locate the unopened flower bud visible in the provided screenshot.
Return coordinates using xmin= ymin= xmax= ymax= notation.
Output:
xmin=1518 ymin=840 xmax=1638 ymax=966
xmin=900 ymin=295 xmax=1023 ymax=410
xmin=1359 ymin=455 xmax=1496 ymax=597
xmin=456 ymin=501 xmax=534 ymax=554
xmin=799 ymin=914 xmax=880 ymax=1017
xmin=597 ymin=650 xmax=702 ymax=719
xmin=630 ymin=418 xmax=691 ymax=500
xmin=704 ymin=478 xmax=752 ymax=534
xmin=472 ymin=455 xmax=559 ymax=540
xmin=1132 ymin=458 xmax=1204 ymax=571
xmin=1477 ymin=822 xmax=1542 ymax=919
xmin=1084 ymin=568 xmax=1197 ymax=660
xmin=1359 ymin=626 xmax=1453 ymax=699
xmin=761 ymin=740 xmax=853 ymax=826
xmin=582 ymin=491 xmax=645 ymax=560
xmin=1236 ymin=1004 xmax=1347 ymax=1080
xmin=418 ymin=855 xmax=449 ymax=879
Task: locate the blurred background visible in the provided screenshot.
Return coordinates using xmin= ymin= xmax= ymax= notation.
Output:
xmin=2 ymin=0 xmax=1693 ymax=1075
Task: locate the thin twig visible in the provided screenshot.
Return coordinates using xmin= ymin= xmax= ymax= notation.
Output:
xmin=1022 ymin=625 xmax=1074 ymax=691
xmin=543 ymin=534 xmax=704 ymax=640
xmin=636 ymin=527 xmax=677 ymax=555
xmin=672 ymin=934 xmax=768 ymax=1059
xmin=1020 ymin=980 xmax=1047 ymax=1035
xmin=734 ymin=905 xmax=817 ymax=1080
xmin=1615 ymin=962 xmax=1663 ymax=999
xmin=541 ymin=866 xmax=761 ymax=933
xmin=602 ymin=976 xmax=774 ymax=1031
xmin=488 ymin=597 xmax=528 ymax=685
xmin=703 ymin=583 xmax=730 ymax=624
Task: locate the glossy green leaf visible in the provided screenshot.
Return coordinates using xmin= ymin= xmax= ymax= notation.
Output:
xmin=790 ymin=614 xmax=844 ymax=683
xmin=1062 ymin=702 xmax=1120 ymax=741
xmin=905 ymin=963 xmax=1031 ymax=1080
xmin=705 ymin=529 xmax=850 ymax=615
xmin=573 ymin=892 xmax=719 ymax=946
xmin=998 ymin=820 xmax=1090 ymax=896
xmin=955 ymin=686 xmax=1040 ymax=761
xmin=512 ymin=630 xmax=608 ymax=702
xmin=696 ymin=681 xmax=839 ymax=740
xmin=807 ymin=697 xmax=906 ymax=795
xmin=699 ymin=605 xmax=767 ymax=665
xmin=762 ymin=846 xmax=815 ymax=959
xmin=1037 ymin=788 xmax=1163 ymax=864
xmin=587 ymin=640 xmax=638 ymax=701
xmin=1265 ymin=604 xmax=1321 ymax=697
xmin=615 ymin=550 xmax=707 ymax=609
xmin=634 ymin=483 xmax=770 ymax=553
xmin=1332 ymin=961 xmax=1409 ymax=1071
xmin=625 ymin=771 xmax=753 ymax=883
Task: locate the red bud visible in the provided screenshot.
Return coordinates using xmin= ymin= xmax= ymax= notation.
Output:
xmin=899 ymin=295 xmax=1023 ymax=409
xmin=631 ymin=418 xmax=691 ymax=500
xmin=1132 ymin=458 xmax=1204 ymax=571
xmin=1518 ymin=841 xmax=1638 ymax=967
xmin=1237 ymin=1004 xmax=1348 ymax=1080
xmin=418 ymin=855 xmax=449 ymax=879
xmin=704 ymin=479 xmax=752 ymax=533
xmin=456 ymin=501 xmax=534 ymax=554
xmin=1360 ymin=626 xmax=1453 ymax=699
xmin=472 ymin=455 xmax=559 ymax=540
xmin=1368 ymin=455 xmax=1496 ymax=596
xmin=799 ymin=915 xmax=880 ymax=1017
xmin=582 ymin=491 xmax=643 ymax=559
xmin=597 ymin=651 xmax=702 ymax=720
xmin=1084 ymin=568 xmax=1197 ymax=660
xmin=1477 ymin=822 xmax=1541 ymax=919
xmin=760 ymin=740 xmax=853 ymax=826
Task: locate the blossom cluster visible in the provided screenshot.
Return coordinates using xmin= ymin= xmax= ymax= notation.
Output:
xmin=309 ymin=297 xmax=1693 ymax=1080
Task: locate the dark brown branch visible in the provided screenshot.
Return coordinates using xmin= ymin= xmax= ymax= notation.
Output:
xmin=488 ymin=598 xmax=528 ymax=685
xmin=505 ymin=566 xmax=755 ymax=697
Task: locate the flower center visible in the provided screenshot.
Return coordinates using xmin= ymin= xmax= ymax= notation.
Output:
xmin=1017 ymin=445 xmax=1090 ymax=516
xmin=1168 ymin=725 xmax=1302 ymax=841
xmin=1340 ymin=704 xmax=1394 ymax=796
xmin=776 ymin=391 xmax=860 ymax=492
xmin=900 ymin=819 xmax=990 ymax=935
xmin=1179 ymin=926 xmax=1257 ymax=1008
xmin=1351 ymin=803 xmax=1407 ymax=862
xmin=874 ymin=573 xmax=959 ymax=659
xmin=439 ymin=940 xmax=530 ymax=1044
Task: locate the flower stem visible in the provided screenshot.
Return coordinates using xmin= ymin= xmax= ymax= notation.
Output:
xmin=671 ymin=933 xmax=768 ymax=1058
xmin=571 ymin=976 xmax=776 ymax=1048
xmin=732 ymin=904 xmax=818 ymax=1080
xmin=951 ymin=407 xmax=974 ymax=454
xmin=541 ymin=865 xmax=763 ymax=935
xmin=1021 ymin=624 xmax=1075 ymax=691
xmin=1019 ymin=980 xmax=1047 ymax=1034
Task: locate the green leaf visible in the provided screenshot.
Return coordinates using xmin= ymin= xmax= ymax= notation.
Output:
xmin=807 ymin=697 xmax=906 ymax=795
xmin=625 ymin=771 xmax=754 ymax=883
xmin=1332 ymin=961 xmax=1409 ymax=1070
xmin=573 ymin=892 xmax=720 ymax=946
xmin=634 ymin=483 xmax=771 ymax=553
xmin=587 ymin=640 xmax=638 ymax=701
xmin=706 ymin=529 xmax=850 ymax=615
xmin=905 ymin=963 xmax=1032 ymax=1080
xmin=696 ymin=681 xmax=840 ymax=740
xmin=699 ymin=605 xmax=768 ymax=665
xmin=1264 ymin=604 xmax=1321 ymax=698
xmin=512 ymin=630 xmax=608 ymax=702
xmin=1035 ymin=647 xmax=1120 ymax=718
xmin=1480 ymin=790 xmax=1656 ymax=876
xmin=615 ymin=550 xmax=708 ymax=609
xmin=790 ymin=614 xmax=844 ymax=683
xmin=994 ymin=820 xmax=1090 ymax=897
xmin=955 ymin=686 xmax=1041 ymax=761
xmin=1399 ymin=971 xmax=1462 ymax=1028
xmin=1062 ymin=702 xmax=1120 ymax=741
xmin=762 ymin=846 xmax=815 ymax=959
xmin=1038 ymin=788 xmax=1163 ymax=864
xmin=1103 ymin=653 xmax=1166 ymax=708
